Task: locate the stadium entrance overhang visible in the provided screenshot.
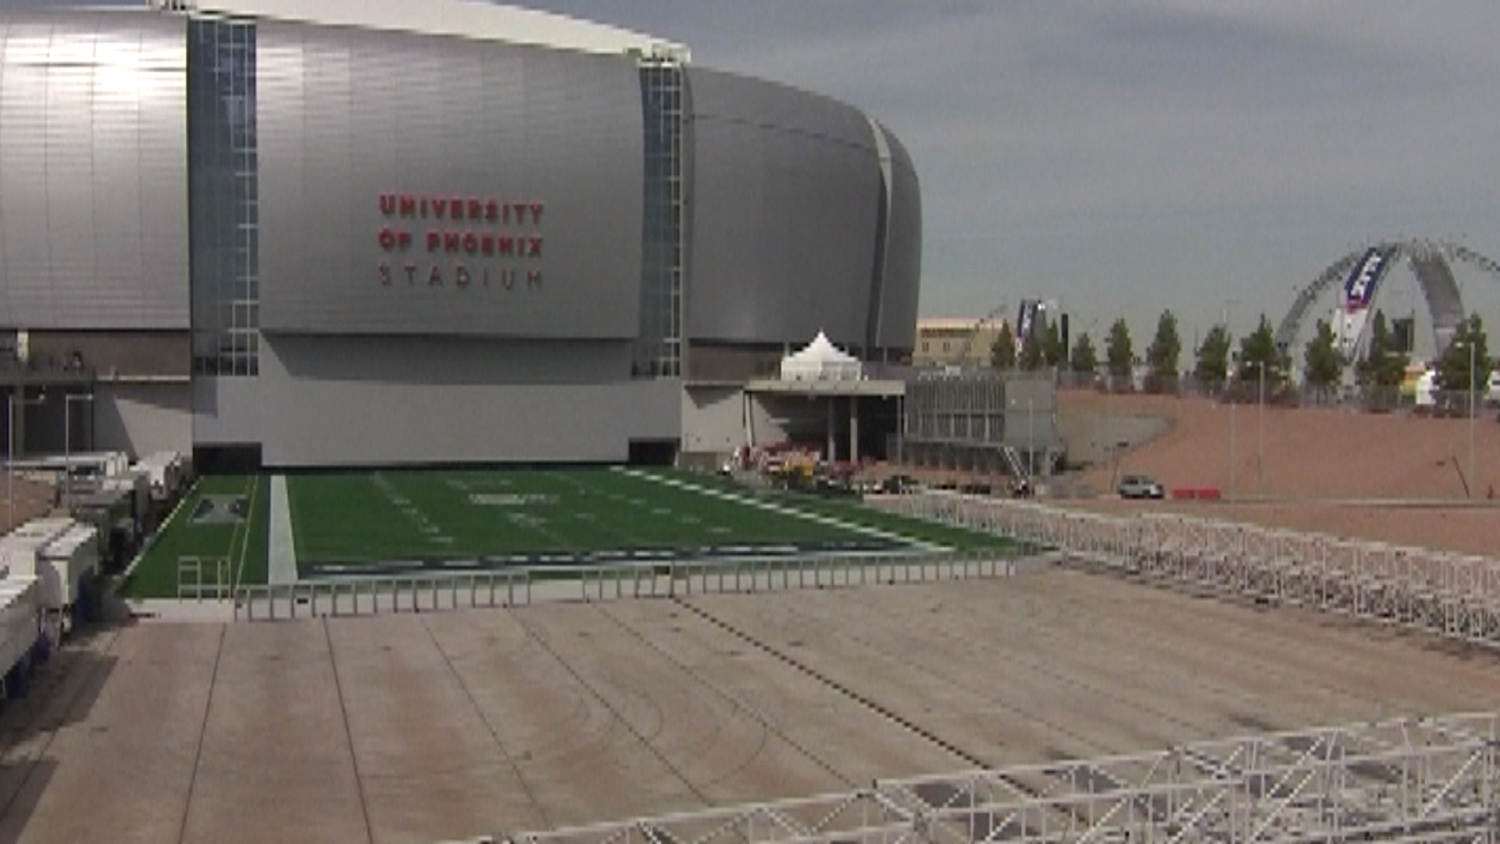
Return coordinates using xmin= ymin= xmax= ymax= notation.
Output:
xmin=745 ymin=378 xmax=904 ymax=463
xmin=743 ymin=378 xmax=904 ymax=398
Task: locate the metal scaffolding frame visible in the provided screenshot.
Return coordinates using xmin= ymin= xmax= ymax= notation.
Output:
xmin=871 ymin=491 xmax=1500 ymax=649
xmin=232 ymin=551 xmax=1018 ymax=621
xmin=508 ymin=712 xmax=1500 ymax=843
xmin=496 ymin=495 xmax=1500 ymax=843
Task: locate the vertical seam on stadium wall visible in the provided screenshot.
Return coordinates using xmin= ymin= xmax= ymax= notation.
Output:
xmin=865 ymin=115 xmax=893 ymax=354
xmin=679 ymin=70 xmax=694 ymax=377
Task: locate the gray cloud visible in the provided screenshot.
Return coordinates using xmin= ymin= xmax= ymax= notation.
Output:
xmin=17 ymin=0 xmax=1500 ymax=351
xmin=635 ymin=0 xmax=1500 ymax=347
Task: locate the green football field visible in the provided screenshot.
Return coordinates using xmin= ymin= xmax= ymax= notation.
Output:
xmin=122 ymin=467 xmax=1015 ymax=597
xmin=120 ymin=473 xmax=269 ymax=599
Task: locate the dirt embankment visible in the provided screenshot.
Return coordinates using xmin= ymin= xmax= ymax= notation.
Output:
xmin=1057 ymin=389 xmax=1500 ymax=554
xmin=1061 ymin=389 xmax=1500 ymax=500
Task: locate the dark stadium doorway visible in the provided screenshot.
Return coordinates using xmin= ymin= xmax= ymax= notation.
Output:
xmin=628 ymin=438 xmax=678 ymax=466
xmin=194 ymin=443 xmax=263 ymax=473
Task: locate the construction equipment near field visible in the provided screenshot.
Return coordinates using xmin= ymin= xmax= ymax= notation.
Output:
xmin=872 ymin=490 xmax=1500 ymax=650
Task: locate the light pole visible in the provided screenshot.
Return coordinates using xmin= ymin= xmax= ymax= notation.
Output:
xmin=1469 ymin=339 xmax=1476 ymax=499
xmin=1027 ymin=396 xmax=1035 ymax=477
xmin=7 ymin=389 xmax=47 ymax=530
xmin=63 ymin=393 xmax=95 ymax=512
xmin=1228 ymin=351 xmax=1238 ymax=500
xmin=1229 ymin=390 xmax=1236 ymax=498
xmin=1087 ymin=317 xmax=1111 ymax=471
xmin=1258 ymin=362 xmax=1265 ymax=493
xmin=1221 ymin=298 xmax=1241 ymax=338
xmin=1222 ymin=301 xmax=1239 ymax=500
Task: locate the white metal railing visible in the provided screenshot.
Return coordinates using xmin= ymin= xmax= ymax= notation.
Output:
xmin=507 ymin=711 xmax=1500 ymax=844
xmin=177 ymin=555 xmax=230 ymax=602
xmin=870 ymin=490 xmax=1500 ymax=649
xmin=232 ymin=552 xmax=1016 ymax=621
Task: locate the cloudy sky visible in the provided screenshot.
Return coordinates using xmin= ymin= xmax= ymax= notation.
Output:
xmin=531 ymin=0 xmax=1500 ymax=351
xmin=20 ymin=0 xmax=1500 ymax=350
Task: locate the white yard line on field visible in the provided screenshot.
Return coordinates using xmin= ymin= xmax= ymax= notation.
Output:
xmin=267 ymin=474 xmax=298 ymax=585
xmin=612 ymin=468 xmax=947 ymax=552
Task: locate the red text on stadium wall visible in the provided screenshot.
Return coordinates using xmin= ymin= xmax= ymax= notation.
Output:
xmin=375 ymin=192 xmax=542 ymax=291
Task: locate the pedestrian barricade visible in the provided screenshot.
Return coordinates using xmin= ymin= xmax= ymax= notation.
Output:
xmin=867 ymin=489 xmax=1500 ymax=650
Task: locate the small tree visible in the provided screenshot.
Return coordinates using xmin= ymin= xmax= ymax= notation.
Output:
xmin=1106 ymin=319 xmax=1133 ymax=385
xmin=1437 ymin=313 xmax=1491 ymax=394
xmin=1194 ymin=324 xmax=1232 ymax=393
xmin=1357 ymin=310 xmax=1407 ymax=389
xmin=1019 ymin=328 xmax=1046 ymax=371
xmin=1236 ymin=314 xmax=1288 ymax=391
xmin=1303 ymin=318 xmax=1344 ymax=391
xmin=1042 ymin=319 xmax=1066 ymax=368
xmin=990 ymin=323 xmax=1016 ymax=370
xmin=1070 ymin=332 xmax=1098 ymax=375
xmin=1145 ymin=310 xmax=1181 ymax=393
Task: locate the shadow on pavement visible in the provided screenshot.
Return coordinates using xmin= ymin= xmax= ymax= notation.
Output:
xmin=0 ymin=623 xmax=124 ymax=838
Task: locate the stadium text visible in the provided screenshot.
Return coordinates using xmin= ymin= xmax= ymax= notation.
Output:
xmin=379 ymin=193 xmax=543 ymax=224
xmin=378 ymin=263 xmax=542 ymax=290
xmin=376 ymin=192 xmax=543 ymax=291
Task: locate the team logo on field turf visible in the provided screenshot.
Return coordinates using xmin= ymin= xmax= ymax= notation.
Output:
xmin=468 ymin=493 xmax=556 ymax=507
xmin=191 ymin=495 xmax=249 ymax=524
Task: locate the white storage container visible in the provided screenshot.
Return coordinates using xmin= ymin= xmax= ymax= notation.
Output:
xmin=103 ymin=473 xmax=150 ymax=520
xmin=0 ymin=576 xmax=40 ymax=675
xmin=0 ymin=518 xmax=98 ymax=610
xmin=0 ymin=518 xmax=73 ymax=583
xmin=134 ymin=451 xmax=186 ymax=499
xmin=38 ymin=523 xmax=99 ymax=609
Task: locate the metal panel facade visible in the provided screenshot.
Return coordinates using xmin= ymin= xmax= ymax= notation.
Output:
xmin=0 ymin=11 xmax=188 ymax=329
xmin=1 ymin=7 xmax=923 ymax=466
xmin=194 ymin=334 xmax=679 ymax=465
xmin=878 ymin=124 xmax=922 ymax=351
xmin=685 ymin=68 xmax=882 ymax=350
xmin=255 ymin=21 xmax=644 ymax=338
xmin=95 ymin=383 xmax=193 ymax=457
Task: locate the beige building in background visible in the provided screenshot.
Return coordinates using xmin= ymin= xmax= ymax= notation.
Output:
xmin=913 ymin=317 xmax=1009 ymax=369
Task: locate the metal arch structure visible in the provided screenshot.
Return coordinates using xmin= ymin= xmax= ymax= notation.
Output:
xmin=1274 ymin=250 xmax=1364 ymax=351
xmin=508 ymin=712 xmax=1500 ymax=843
xmin=1275 ymin=239 xmax=1500 ymax=357
xmin=1407 ymin=242 xmax=1469 ymax=355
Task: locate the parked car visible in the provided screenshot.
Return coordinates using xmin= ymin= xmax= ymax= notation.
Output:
xmin=878 ymin=474 xmax=916 ymax=494
xmin=1117 ymin=474 xmax=1164 ymax=499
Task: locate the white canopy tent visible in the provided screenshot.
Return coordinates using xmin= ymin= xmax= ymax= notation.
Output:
xmin=778 ymin=331 xmax=862 ymax=382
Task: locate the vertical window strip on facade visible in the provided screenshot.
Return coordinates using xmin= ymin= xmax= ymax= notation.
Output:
xmin=634 ymin=61 xmax=683 ymax=378
xmin=188 ymin=18 xmax=259 ymax=377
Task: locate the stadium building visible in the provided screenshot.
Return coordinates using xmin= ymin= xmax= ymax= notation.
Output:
xmin=0 ymin=0 xmax=921 ymax=468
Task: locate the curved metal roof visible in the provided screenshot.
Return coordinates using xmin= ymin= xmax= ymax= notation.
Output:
xmin=154 ymin=0 xmax=689 ymax=60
